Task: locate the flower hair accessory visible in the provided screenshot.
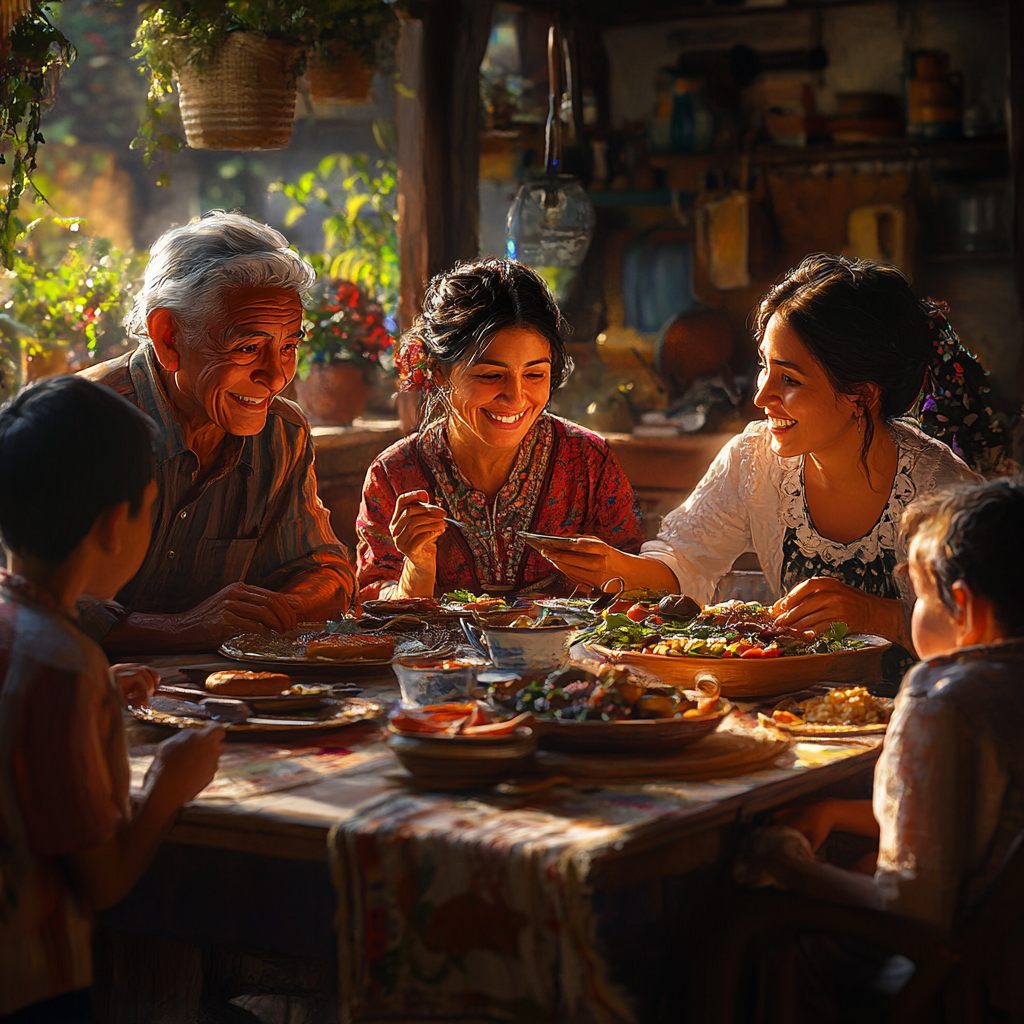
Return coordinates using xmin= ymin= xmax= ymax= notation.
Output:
xmin=396 ymin=336 xmax=432 ymax=393
xmin=916 ymin=298 xmax=1005 ymax=471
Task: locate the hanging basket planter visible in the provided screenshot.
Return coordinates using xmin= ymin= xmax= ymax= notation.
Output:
xmin=305 ymin=40 xmax=374 ymax=105
xmin=176 ymin=32 xmax=301 ymax=150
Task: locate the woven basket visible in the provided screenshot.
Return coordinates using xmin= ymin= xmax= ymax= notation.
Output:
xmin=306 ymin=41 xmax=373 ymax=105
xmin=176 ymin=33 xmax=300 ymax=150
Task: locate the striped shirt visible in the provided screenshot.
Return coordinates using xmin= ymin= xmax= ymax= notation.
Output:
xmin=79 ymin=345 xmax=354 ymax=636
xmin=0 ymin=572 xmax=129 ymax=1014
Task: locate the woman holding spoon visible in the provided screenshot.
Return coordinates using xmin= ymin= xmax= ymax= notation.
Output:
xmin=355 ymin=258 xmax=645 ymax=601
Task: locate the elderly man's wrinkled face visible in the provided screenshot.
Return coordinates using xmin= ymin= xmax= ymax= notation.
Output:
xmin=173 ymin=285 xmax=303 ymax=436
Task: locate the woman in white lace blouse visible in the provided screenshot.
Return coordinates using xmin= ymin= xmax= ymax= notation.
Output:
xmin=544 ymin=254 xmax=1000 ymax=672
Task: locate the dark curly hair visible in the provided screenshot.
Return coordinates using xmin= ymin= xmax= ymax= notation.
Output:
xmin=903 ymin=479 xmax=1024 ymax=636
xmin=754 ymin=253 xmax=1000 ymax=470
xmin=402 ymin=257 xmax=572 ymax=425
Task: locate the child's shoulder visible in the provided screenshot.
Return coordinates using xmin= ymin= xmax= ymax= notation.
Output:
xmin=0 ymin=588 xmax=110 ymax=688
xmin=904 ymin=639 xmax=1024 ymax=705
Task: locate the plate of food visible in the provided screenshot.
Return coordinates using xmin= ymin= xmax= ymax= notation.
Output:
xmin=129 ymin=695 xmax=387 ymax=733
xmin=439 ymin=590 xmax=511 ymax=614
xmin=576 ymin=599 xmax=891 ymax=698
xmin=507 ymin=663 xmax=731 ymax=753
xmin=219 ymin=629 xmax=399 ymax=667
xmin=532 ymin=596 xmax=598 ymax=615
xmin=769 ymin=686 xmax=894 ymax=736
xmin=386 ymin=701 xmax=537 ymax=787
xmin=158 ymin=671 xmax=354 ymax=712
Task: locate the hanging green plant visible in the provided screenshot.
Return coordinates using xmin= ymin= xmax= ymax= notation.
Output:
xmin=132 ymin=0 xmax=397 ymax=177
xmin=0 ymin=2 xmax=73 ymax=267
xmin=270 ymin=152 xmax=399 ymax=314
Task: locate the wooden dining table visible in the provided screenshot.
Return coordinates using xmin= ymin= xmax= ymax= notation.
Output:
xmin=95 ymin=653 xmax=883 ymax=1024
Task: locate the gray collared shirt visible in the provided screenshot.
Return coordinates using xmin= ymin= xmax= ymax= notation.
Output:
xmin=78 ymin=345 xmax=354 ymax=637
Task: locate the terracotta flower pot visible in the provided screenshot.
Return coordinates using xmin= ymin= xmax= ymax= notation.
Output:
xmin=294 ymin=361 xmax=369 ymax=426
xmin=305 ymin=41 xmax=374 ymax=105
xmin=176 ymin=32 xmax=301 ymax=151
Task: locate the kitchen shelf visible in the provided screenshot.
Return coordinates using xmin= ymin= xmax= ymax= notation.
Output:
xmin=572 ymin=0 xmax=1006 ymax=27
xmin=589 ymin=190 xmax=677 ymax=207
xmin=647 ymin=137 xmax=1008 ymax=189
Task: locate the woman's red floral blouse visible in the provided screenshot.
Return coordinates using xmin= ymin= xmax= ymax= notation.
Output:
xmin=356 ymin=415 xmax=645 ymax=599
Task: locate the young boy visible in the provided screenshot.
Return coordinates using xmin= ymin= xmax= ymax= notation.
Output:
xmin=741 ymin=478 xmax=1024 ymax=1014
xmin=0 ymin=376 xmax=224 ymax=1023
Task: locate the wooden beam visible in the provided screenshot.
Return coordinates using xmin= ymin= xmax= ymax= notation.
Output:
xmin=1009 ymin=0 xmax=1024 ymax=400
xmin=397 ymin=15 xmax=427 ymax=332
xmin=396 ymin=0 xmax=494 ymax=333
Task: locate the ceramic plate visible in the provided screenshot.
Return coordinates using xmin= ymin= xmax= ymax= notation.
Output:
xmin=130 ymin=696 xmax=386 ymax=733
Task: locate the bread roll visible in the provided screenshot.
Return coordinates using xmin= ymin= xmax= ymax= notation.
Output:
xmin=304 ymin=634 xmax=396 ymax=662
xmin=205 ymin=670 xmax=292 ymax=696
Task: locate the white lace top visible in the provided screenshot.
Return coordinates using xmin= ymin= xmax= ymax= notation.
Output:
xmin=641 ymin=419 xmax=977 ymax=607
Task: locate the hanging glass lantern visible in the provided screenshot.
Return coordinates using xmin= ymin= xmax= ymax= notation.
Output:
xmin=506 ymin=24 xmax=594 ymax=302
xmin=507 ymin=176 xmax=595 ymax=301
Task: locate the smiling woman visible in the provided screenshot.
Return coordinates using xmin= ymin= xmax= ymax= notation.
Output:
xmin=539 ymin=254 xmax=1001 ymax=691
xmin=356 ymin=258 xmax=645 ymax=600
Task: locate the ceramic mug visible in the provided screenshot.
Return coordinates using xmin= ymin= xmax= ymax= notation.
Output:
xmin=461 ymin=618 xmax=576 ymax=673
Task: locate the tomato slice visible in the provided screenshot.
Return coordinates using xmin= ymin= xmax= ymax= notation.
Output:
xmin=740 ymin=646 xmax=766 ymax=659
xmin=625 ymin=603 xmax=648 ymax=622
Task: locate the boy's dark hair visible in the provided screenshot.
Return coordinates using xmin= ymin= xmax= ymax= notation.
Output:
xmin=0 ymin=375 xmax=157 ymax=563
xmin=903 ymin=479 xmax=1024 ymax=636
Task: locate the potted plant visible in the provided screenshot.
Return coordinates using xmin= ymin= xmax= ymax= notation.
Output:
xmin=305 ymin=39 xmax=373 ymax=106
xmin=0 ymin=2 xmax=72 ymax=265
xmin=4 ymin=217 xmax=144 ymax=384
xmin=133 ymin=0 xmax=397 ymax=160
xmin=270 ymin=152 xmax=398 ymax=422
xmin=304 ymin=3 xmax=393 ymax=106
xmin=294 ymin=278 xmax=394 ymax=426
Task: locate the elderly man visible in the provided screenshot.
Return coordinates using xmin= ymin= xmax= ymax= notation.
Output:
xmin=79 ymin=211 xmax=355 ymax=651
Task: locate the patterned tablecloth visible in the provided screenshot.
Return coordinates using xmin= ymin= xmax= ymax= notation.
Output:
xmin=127 ymin=663 xmax=879 ymax=1024
xmin=329 ymin=733 xmax=876 ymax=1024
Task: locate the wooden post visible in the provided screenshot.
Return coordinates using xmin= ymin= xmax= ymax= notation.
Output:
xmin=1011 ymin=0 xmax=1024 ymax=400
xmin=397 ymin=15 xmax=428 ymax=334
xmin=396 ymin=0 xmax=494 ymax=331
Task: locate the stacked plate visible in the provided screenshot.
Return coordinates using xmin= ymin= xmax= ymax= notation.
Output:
xmin=387 ymin=725 xmax=537 ymax=787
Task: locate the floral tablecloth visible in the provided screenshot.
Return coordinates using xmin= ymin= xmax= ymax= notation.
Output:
xmin=331 ymin=737 xmax=875 ymax=1024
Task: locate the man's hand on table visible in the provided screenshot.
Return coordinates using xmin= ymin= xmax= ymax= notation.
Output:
xmin=105 ymin=583 xmax=302 ymax=652
xmin=172 ymin=583 xmax=300 ymax=639
xmin=112 ymin=663 xmax=160 ymax=707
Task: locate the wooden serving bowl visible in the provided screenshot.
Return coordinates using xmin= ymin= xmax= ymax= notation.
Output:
xmin=581 ymin=635 xmax=892 ymax=698
xmin=531 ymin=699 xmax=731 ymax=754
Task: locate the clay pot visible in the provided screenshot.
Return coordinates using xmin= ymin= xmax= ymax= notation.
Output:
xmin=294 ymin=361 xmax=369 ymax=426
xmin=305 ymin=42 xmax=374 ymax=105
xmin=655 ymin=307 xmax=735 ymax=401
xmin=176 ymin=33 xmax=301 ymax=151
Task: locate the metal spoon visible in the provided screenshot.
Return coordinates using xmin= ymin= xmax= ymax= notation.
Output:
xmin=444 ymin=517 xmax=491 ymax=537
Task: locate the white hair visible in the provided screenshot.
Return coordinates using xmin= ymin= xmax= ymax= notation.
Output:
xmin=125 ymin=211 xmax=316 ymax=345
